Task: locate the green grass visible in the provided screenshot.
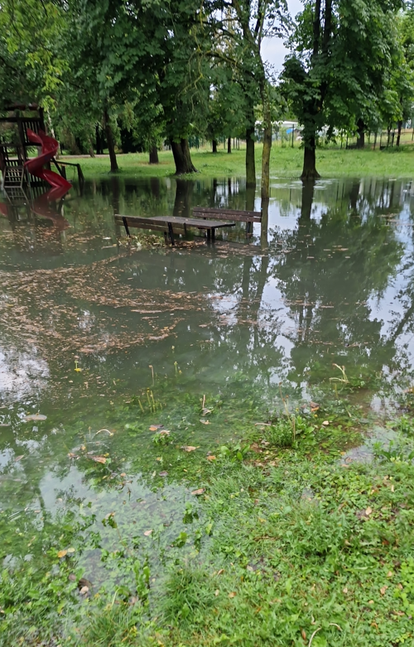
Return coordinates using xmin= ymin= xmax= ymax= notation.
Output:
xmin=64 ymin=143 xmax=414 ymax=180
xmin=2 ymin=381 xmax=414 ymax=646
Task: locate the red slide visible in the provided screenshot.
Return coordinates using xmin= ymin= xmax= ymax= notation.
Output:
xmin=25 ymin=129 xmax=72 ymax=191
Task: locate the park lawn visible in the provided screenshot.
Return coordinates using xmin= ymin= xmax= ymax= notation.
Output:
xmin=64 ymin=143 xmax=414 ymax=180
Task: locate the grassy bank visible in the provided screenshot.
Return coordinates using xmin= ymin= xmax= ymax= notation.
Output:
xmin=2 ymin=378 xmax=414 ymax=646
xmin=64 ymin=143 xmax=414 ymax=180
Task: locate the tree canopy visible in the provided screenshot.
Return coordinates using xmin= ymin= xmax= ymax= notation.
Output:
xmin=0 ymin=0 xmax=412 ymax=180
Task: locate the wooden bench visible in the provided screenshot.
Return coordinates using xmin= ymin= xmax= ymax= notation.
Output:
xmin=115 ymin=214 xmax=235 ymax=245
xmin=192 ymin=207 xmax=262 ymax=234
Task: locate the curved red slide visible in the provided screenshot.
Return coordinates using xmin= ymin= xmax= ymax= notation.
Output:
xmin=25 ymin=129 xmax=72 ymax=191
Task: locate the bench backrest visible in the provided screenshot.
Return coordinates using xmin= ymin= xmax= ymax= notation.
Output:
xmin=193 ymin=207 xmax=261 ymax=223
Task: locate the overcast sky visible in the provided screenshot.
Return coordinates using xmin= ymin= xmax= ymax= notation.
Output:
xmin=262 ymin=0 xmax=303 ymax=72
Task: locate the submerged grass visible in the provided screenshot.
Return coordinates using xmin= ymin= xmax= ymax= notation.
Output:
xmin=2 ymin=379 xmax=414 ymax=646
xmin=65 ymin=144 xmax=414 ymax=180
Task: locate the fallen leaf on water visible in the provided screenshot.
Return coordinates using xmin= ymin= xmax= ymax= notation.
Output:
xmin=57 ymin=550 xmax=68 ymax=558
xmin=181 ymin=446 xmax=197 ymax=452
xmin=91 ymin=456 xmax=106 ymax=464
xmin=191 ymin=488 xmax=205 ymax=496
xmin=144 ymin=529 xmax=153 ymax=536
xmin=24 ymin=414 xmax=47 ymax=422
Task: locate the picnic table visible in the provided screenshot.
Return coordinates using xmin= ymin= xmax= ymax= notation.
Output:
xmin=115 ymin=214 xmax=235 ymax=245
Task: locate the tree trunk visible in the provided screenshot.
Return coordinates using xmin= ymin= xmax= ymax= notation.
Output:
xmin=103 ymin=109 xmax=119 ymax=172
xmin=246 ymin=125 xmax=256 ymax=187
xmin=260 ymin=198 xmax=269 ymax=250
xmin=261 ymin=89 xmax=272 ymax=202
xmin=173 ymin=179 xmax=193 ymax=218
xmin=396 ymin=120 xmax=403 ymax=147
xmin=301 ymin=136 xmax=320 ymax=181
xmin=356 ymin=119 xmax=365 ymax=149
xmin=212 ymin=139 xmax=218 ymax=153
xmin=300 ymin=180 xmax=315 ymax=220
xmin=349 ymin=181 xmax=360 ymax=214
xmin=111 ymin=175 xmax=120 ymax=214
xmin=227 ymin=137 xmax=231 ymax=154
xmin=149 ymin=145 xmax=159 ymax=164
xmin=246 ymin=185 xmax=255 ymax=212
xmin=170 ymin=138 xmax=197 ymax=174
xmin=150 ymin=177 xmax=160 ymax=199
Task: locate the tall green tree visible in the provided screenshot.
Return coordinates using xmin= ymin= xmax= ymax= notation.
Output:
xmin=206 ymin=1 xmax=289 ymax=199
xmin=0 ymin=0 xmax=66 ymax=108
xmin=283 ymin=0 xmax=404 ymax=179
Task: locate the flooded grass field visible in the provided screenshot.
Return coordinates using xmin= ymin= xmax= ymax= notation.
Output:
xmin=2 ymin=175 xmax=414 ymax=646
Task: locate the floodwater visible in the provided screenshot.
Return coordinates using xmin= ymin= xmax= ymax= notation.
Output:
xmin=1 ymin=173 xmax=414 ymax=565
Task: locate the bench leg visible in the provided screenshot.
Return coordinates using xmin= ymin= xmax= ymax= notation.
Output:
xmin=122 ymin=217 xmax=131 ymax=237
xmin=212 ymin=228 xmax=215 ymax=242
xmin=206 ymin=228 xmax=211 ymax=242
xmin=168 ymin=222 xmax=175 ymax=245
xmin=246 ymin=221 xmax=253 ymax=236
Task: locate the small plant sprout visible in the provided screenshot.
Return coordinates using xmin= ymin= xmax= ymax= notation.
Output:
xmin=149 ymin=364 xmax=154 ymax=386
xmin=174 ymin=361 xmax=178 ymax=376
xmin=330 ymin=364 xmax=349 ymax=384
xmin=201 ymin=394 xmax=212 ymax=416
xmin=74 ymin=360 xmax=82 ymax=372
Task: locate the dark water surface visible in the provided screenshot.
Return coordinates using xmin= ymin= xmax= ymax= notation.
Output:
xmin=1 ymin=174 xmax=414 ymax=555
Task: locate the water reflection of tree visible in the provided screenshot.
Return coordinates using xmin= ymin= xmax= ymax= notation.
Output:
xmin=269 ymin=179 xmax=406 ymax=383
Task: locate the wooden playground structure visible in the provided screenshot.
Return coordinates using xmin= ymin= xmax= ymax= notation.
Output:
xmin=0 ymin=103 xmax=83 ymax=201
